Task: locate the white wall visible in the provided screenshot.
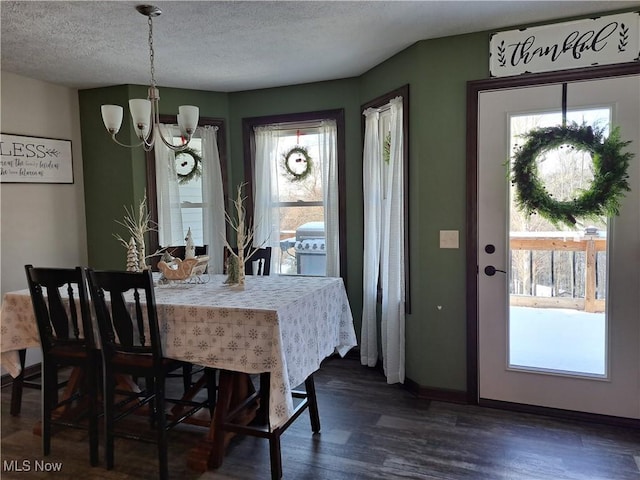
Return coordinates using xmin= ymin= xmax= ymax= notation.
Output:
xmin=1 ymin=71 xmax=88 ymax=369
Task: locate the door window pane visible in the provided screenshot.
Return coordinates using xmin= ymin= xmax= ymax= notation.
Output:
xmin=508 ymin=108 xmax=610 ymax=377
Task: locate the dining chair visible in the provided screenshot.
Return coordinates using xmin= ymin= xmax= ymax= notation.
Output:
xmin=86 ymin=268 xmax=215 ymax=480
xmin=225 ymin=246 xmax=272 ymax=275
xmin=24 ymin=265 xmax=99 ymax=467
xmin=155 ymin=244 xmax=209 ymax=393
xmin=213 ymin=371 xmax=319 ymax=480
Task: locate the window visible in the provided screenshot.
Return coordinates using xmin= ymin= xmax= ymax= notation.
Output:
xmin=146 ymin=116 xmax=227 ymax=272
xmin=242 ymin=110 xmax=346 ymax=277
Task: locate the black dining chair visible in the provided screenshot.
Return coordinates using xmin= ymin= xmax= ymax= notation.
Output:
xmin=24 ymin=265 xmax=99 ymax=467
xmin=225 ymin=246 xmax=272 ymax=275
xmin=86 ymin=268 xmax=215 ymax=480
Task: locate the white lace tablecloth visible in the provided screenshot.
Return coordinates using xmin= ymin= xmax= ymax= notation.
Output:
xmin=0 ymin=274 xmax=357 ymax=429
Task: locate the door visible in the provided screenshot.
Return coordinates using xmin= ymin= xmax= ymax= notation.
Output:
xmin=478 ymin=75 xmax=640 ymax=418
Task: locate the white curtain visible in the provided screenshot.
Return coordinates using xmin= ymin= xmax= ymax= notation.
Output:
xmin=318 ymin=120 xmax=340 ymax=277
xmin=201 ymin=126 xmax=226 ymax=274
xmin=361 ymin=97 xmax=405 ymax=384
xmin=155 ymin=124 xmax=184 ymax=246
xmin=253 ymin=126 xmax=281 ymax=271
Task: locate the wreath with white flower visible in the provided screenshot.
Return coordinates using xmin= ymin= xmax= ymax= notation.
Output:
xmin=282 ymin=146 xmax=313 ymax=181
xmin=175 ymin=147 xmax=202 ymax=185
xmin=511 ymin=122 xmax=632 ymax=228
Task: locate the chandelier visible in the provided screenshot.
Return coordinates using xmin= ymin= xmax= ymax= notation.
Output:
xmin=100 ymin=5 xmax=199 ymax=152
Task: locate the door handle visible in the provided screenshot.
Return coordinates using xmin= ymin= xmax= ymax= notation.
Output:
xmin=484 ymin=265 xmax=506 ymax=276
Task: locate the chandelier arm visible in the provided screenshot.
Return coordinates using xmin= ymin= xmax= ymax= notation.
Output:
xmin=109 ymin=133 xmax=146 ymax=149
xmin=157 ymin=129 xmax=195 ymax=153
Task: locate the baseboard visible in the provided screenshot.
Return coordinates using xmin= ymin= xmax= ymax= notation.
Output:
xmin=480 ymin=398 xmax=640 ymax=429
xmin=404 ymin=377 xmax=469 ymax=404
xmin=0 ymin=363 xmax=41 ymax=388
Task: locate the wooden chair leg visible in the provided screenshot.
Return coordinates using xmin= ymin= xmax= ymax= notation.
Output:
xmin=87 ymin=354 xmax=99 ymax=467
xmin=41 ymin=362 xmax=55 ymax=456
xmin=257 ymin=372 xmax=270 ymax=425
xmin=210 ymin=371 xmax=234 ymax=468
xmin=104 ymin=371 xmax=115 ymax=470
xmin=10 ymin=349 xmax=27 ymax=416
xmin=205 ymin=368 xmax=217 ymax=414
xmin=305 ymin=375 xmax=320 ymax=433
xmin=269 ymin=432 xmax=283 ymax=480
xmin=182 ymin=364 xmax=193 ymax=392
xmin=154 ymin=379 xmax=169 ymax=480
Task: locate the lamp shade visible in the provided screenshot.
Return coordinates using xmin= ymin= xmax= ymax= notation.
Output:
xmin=101 ymin=105 xmax=124 ymax=134
xmin=178 ymin=105 xmax=199 ymax=133
xmin=176 ymin=114 xmax=187 ymax=138
xmin=129 ymin=99 xmax=152 ymax=138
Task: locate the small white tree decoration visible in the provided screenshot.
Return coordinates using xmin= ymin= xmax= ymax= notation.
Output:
xmin=125 ymin=237 xmax=140 ymax=272
xmin=114 ymin=192 xmax=163 ymax=270
xmin=185 ymin=227 xmax=196 ymax=259
xmin=222 ymin=183 xmax=266 ymax=287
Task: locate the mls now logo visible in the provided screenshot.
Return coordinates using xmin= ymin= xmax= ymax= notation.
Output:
xmin=3 ymin=459 xmax=63 ymax=472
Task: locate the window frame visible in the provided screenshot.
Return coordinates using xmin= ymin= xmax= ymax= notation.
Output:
xmin=145 ymin=115 xmax=228 ymax=268
xmin=242 ymin=109 xmax=347 ymax=279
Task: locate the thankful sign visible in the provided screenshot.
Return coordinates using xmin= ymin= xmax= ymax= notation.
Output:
xmin=0 ymin=134 xmax=73 ymax=183
xmin=490 ymin=12 xmax=639 ymax=77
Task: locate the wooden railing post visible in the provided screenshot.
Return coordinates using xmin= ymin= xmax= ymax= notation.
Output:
xmin=584 ymin=238 xmax=597 ymax=313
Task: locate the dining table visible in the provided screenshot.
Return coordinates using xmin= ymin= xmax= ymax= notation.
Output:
xmin=0 ymin=272 xmax=358 ymax=472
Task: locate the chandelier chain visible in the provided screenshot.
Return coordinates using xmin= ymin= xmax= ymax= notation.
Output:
xmin=148 ymin=16 xmax=156 ymax=87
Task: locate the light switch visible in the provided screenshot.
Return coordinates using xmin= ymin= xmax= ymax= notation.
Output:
xmin=440 ymin=230 xmax=459 ymax=249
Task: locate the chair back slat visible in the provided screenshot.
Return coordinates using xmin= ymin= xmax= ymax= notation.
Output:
xmin=25 ymin=265 xmax=93 ymax=353
xmin=46 ymin=286 xmax=70 ymax=339
xmin=65 ymin=283 xmax=81 ymax=339
xmin=110 ymin=289 xmax=135 ymax=347
xmin=133 ymin=289 xmax=147 ymax=346
xmin=87 ymin=269 xmax=162 ymax=363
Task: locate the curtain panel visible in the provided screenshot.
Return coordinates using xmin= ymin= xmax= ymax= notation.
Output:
xmin=201 ymin=126 xmax=226 ymax=274
xmin=155 ymin=124 xmax=184 ymax=246
xmin=361 ymin=97 xmax=406 ymax=384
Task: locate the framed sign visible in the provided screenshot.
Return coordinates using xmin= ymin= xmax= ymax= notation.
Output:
xmin=490 ymin=12 xmax=640 ymax=77
xmin=0 ymin=133 xmax=74 ymax=184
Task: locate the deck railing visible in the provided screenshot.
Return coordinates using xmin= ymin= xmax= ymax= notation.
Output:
xmin=509 ymin=233 xmax=606 ymax=313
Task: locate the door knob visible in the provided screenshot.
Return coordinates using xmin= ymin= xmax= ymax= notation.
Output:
xmin=484 ymin=265 xmax=506 ymax=276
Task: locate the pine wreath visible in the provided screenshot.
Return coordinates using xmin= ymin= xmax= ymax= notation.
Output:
xmin=383 ymin=132 xmax=391 ymax=164
xmin=282 ymin=146 xmax=313 ymax=181
xmin=512 ymin=122 xmax=632 ymax=228
xmin=175 ymin=147 xmax=202 ymax=185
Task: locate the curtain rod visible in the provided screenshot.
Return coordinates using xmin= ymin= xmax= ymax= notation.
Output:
xmin=363 ymin=95 xmax=403 ymax=115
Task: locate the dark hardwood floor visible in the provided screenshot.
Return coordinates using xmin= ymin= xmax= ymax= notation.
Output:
xmin=1 ymin=356 xmax=639 ymax=479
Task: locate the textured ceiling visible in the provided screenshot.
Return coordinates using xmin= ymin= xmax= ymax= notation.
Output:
xmin=1 ymin=1 xmax=637 ymax=92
